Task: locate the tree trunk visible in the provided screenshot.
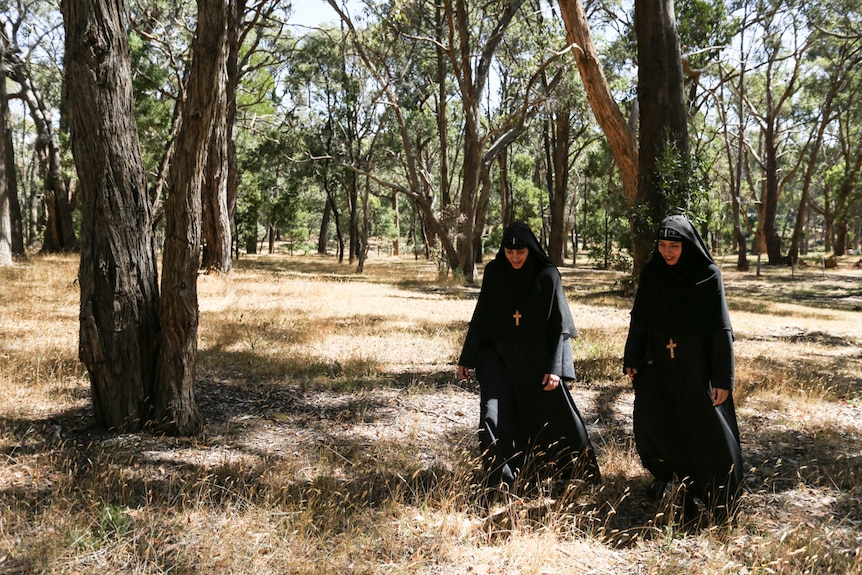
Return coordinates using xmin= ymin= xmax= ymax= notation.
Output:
xmin=557 ymin=0 xmax=638 ymax=195
xmin=200 ymin=86 xmax=231 ymax=272
xmin=63 ymin=0 xmax=161 ymax=431
xmin=5 ymin=42 xmax=76 ymax=253
xmin=154 ymin=0 xmax=227 ymax=435
xmin=762 ymin=116 xmax=781 ymax=263
xmin=730 ymin=21 xmax=749 ymax=272
xmin=788 ymin=80 xmax=838 ymax=263
xmin=548 ymin=110 xmax=571 ymax=266
xmin=317 ymin=196 xmax=331 ymax=254
xmin=556 ymin=0 xmax=640 ymax=267
xmin=449 ymin=0 xmax=525 ymax=281
xmin=0 ymin=40 xmax=11 ymax=266
xmin=1 ymin=63 xmax=24 ymax=258
xmin=201 ymin=0 xmax=240 ymax=274
xmin=634 ymin=0 xmax=689 ymax=271
xmin=435 ymin=2 xmax=451 ymax=208
xmin=391 ymin=192 xmax=400 ymax=256
xmin=325 ymin=180 xmax=344 ymax=262
xmin=498 ymin=152 xmax=513 ymax=226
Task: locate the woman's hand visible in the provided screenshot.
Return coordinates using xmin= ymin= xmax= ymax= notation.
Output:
xmin=457 ymin=365 xmax=471 ymax=381
xmin=542 ymin=373 xmax=560 ymax=391
xmin=625 ymin=367 xmax=638 ymax=381
xmin=711 ymin=387 xmax=729 ymax=406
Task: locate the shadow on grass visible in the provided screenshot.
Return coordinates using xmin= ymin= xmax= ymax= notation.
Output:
xmin=2 ymin=356 xmax=861 ymax=567
xmin=724 ymin=269 xmax=862 ymax=313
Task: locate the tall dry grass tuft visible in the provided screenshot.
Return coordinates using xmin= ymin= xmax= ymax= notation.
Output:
xmin=1 ymin=252 xmax=861 ymax=574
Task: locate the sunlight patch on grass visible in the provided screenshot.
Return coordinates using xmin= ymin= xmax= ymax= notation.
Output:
xmin=3 ymin=253 xmax=862 ymax=574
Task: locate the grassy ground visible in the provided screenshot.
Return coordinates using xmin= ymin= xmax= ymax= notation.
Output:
xmin=1 ymin=250 xmax=860 ymax=574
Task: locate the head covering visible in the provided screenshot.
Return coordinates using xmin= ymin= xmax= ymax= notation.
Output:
xmin=653 ymin=215 xmax=715 ymax=280
xmin=468 ymin=221 xmax=576 ymax=341
xmin=632 ymin=215 xmax=731 ymax=336
xmin=495 ymin=222 xmax=553 ymax=269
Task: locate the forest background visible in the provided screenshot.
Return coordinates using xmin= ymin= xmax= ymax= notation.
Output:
xmin=0 ymin=0 xmax=861 ymax=573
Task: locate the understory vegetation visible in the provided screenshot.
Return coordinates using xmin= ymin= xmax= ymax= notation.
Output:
xmin=1 ymin=252 xmax=861 ymax=574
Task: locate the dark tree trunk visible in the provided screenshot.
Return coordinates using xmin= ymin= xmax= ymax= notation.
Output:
xmin=548 ymin=111 xmax=571 ymax=266
xmin=317 ymin=196 xmax=331 ymax=254
xmin=200 ymin=85 xmax=231 ymax=272
xmin=634 ymin=0 xmax=689 ymax=272
xmin=498 ymin=152 xmax=513 ymax=227
xmin=200 ymin=0 xmax=239 ymax=274
xmin=5 ymin=42 xmax=76 ymax=253
xmin=0 ymin=40 xmax=11 ymax=266
xmin=450 ymin=0 xmax=525 ymax=281
xmin=391 ymin=192 xmax=400 ymax=256
xmin=63 ymin=0 xmax=161 ymax=430
xmin=3 ymin=121 xmax=24 ymax=258
xmin=762 ymin=118 xmax=782 ymax=263
xmin=325 ymin=181 xmax=344 ymax=263
xmin=1 ymin=58 xmax=24 ymax=258
xmin=435 ymin=2 xmax=451 ymax=208
xmin=154 ymin=0 xmax=227 ymax=435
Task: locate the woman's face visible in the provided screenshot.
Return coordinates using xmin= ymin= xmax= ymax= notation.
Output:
xmin=504 ymin=247 xmax=529 ymax=269
xmin=658 ymin=240 xmax=683 ymax=266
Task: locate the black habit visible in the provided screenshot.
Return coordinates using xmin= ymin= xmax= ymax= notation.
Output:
xmin=624 ymin=215 xmax=743 ymax=516
xmin=459 ymin=222 xmax=600 ymax=491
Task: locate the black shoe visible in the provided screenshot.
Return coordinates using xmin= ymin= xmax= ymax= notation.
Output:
xmin=645 ymin=481 xmax=669 ymax=501
xmin=680 ymin=493 xmax=706 ymax=528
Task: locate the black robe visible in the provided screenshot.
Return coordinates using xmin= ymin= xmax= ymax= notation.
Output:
xmin=624 ymin=215 xmax=743 ymax=515
xmin=459 ymin=223 xmax=600 ymax=490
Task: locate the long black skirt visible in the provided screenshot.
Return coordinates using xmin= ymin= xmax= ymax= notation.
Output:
xmin=633 ymin=364 xmax=743 ymax=514
xmin=475 ymin=345 xmax=600 ymax=490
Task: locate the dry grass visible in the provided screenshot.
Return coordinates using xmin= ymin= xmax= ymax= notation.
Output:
xmin=1 ymin=250 xmax=861 ymax=574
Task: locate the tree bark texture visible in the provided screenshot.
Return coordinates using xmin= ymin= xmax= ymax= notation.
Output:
xmin=62 ymin=0 xmax=161 ymax=430
xmin=200 ymin=74 xmax=230 ymax=272
xmin=0 ymin=39 xmax=12 ymax=266
xmin=557 ymin=0 xmax=638 ymax=200
xmin=548 ymin=111 xmax=571 ymax=267
xmin=154 ymin=0 xmax=227 ymax=435
xmin=0 ymin=43 xmax=25 ymax=258
xmin=634 ymin=0 xmax=689 ymax=272
xmin=3 ymin=109 xmax=24 ymax=257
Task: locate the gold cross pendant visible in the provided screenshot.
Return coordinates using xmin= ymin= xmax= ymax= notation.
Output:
xmin=666 ymin=338 xmax=677 ymax=359
xmin=513 ymin=310 xmax=522 ymax=326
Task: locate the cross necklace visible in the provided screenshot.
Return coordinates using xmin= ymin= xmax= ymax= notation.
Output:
xmin=663 ymin=291 xmax=691 ymax=360
xmin=512 ymin=309 xmax=522 ymax=326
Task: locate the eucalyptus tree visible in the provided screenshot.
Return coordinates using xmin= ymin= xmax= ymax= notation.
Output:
xmin=710 ymin=9 xmax=754 ymax=271
xmin=445 ymin=0 xmax=537 ymax=280
xmin=488 ymin=0 xmax=591 ymax=266
xmin=64 ymin=0 xmax=226 ymax=435
xmin=0 ymin=30 xmax=24 ymax=258
xmin=827 ymin=76 xmax=862 ymax=256
xmin=153 ymin=0 xmax=226 ymax=435
xmin=325 ymin=0 xmax=463 ymax=274
xmin=282 ymin=22 xmax=381 ymax=267
xmin=785 ymin=13 xmax=862 ymax=262
xmin=130 ymin=0 xmax=293 ymax=272
xmin=805 ymin=1 xmax=862 ymax=257
xmin=282 ymin=26 xmax=346 ymax=259
xmin=0 ymin=35 xmax=11 ymax=266
xmin=557 ymin=0 xmax=639 ymax=261
xmin=2 ymin=2 xmax=74 ymax=253
xmin=737 ymin=0 xmax=816 ymax=264
xmin=63 ymin=0 xmax=162 ymax=431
